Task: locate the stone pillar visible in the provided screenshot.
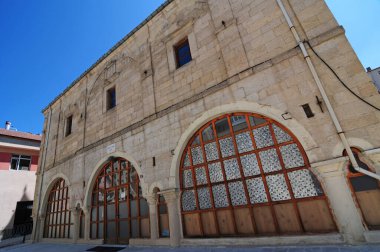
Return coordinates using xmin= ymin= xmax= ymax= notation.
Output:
xmin=83 ymin=207 xmax=91 ymax=241
xmin=37 ymin=214 xmax=46 ymax=241
xmin=162 ymin=189 xmax=181 ymax=247
xmin=315 ymin=162 xmax=365 ymax=243
xmin=71 ymin=207 xmax=80 ymax=242
xmin=146 ymin=195 xmax=159 ymax=240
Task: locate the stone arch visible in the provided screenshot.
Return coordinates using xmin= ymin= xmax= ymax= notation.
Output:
xmin=169 ymin=101 xmax=318 ymax=188
xmin=83 ymin=151 xmax=146 ymax=214
xmin=176 ymin=110 xmax=338 ymax=237
xmin=331 ymin=137 xmax=374 ymax=158
xmin=39 ymin=172 xmax=71 ymax=216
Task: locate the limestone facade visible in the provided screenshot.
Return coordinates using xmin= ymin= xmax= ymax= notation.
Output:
xmin=32 ymin=0 xmax=380 ymax=246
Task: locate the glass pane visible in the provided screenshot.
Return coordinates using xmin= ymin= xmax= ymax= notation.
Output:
xmin=197 ymin=187 xmax=212 ymax=209
xmin=119 ymin=201 xmax=129 ymax=219
xmin=195 ymin=167 xmax=207 ymax=185
xmin=121 ymin=170 xmax=128 ymax=185
xmin=280 ymin=144 xmax=305 ymax=169
xmin=288 ymin=169 xmax=323 ymax=198
xmin=91 ymin=208 xmax=97 ymax=221
xmin=228 ymin=181 xmax=247 ymax=206
xmin=253 ymin=125 xmax=274 ymax=149
xmin=212 ymin=184 xmax=229 ymax=208
xmin=113 ymin=161 xmax=119 ymax=171
xmin=105 ymin=165 xmax=112 ymax=174
xmin=215 ymin=118 xmax=230 ymax=137
xmin=105 ymin=175 xmax=112 ymax=189
xmin=98 ymin=222 xmax=103 ymax=238
xmin=208 ymin=162 xmax=224 ymax=183
xmin=10 ymin=159 xmax=18 ymax=170
xmin=191 ymin=135 xmax=201 ymax=146
xmin=191 ymin=146 xmax=204 ymax=165
xmin=181 ymin=190 xmax=196 ymax=211
xmin=99 ymin=206 xmax=104 ymax=221
xmin=107 ymin=221 xmax=116 ymax=238
xmin=98 ymin=191 xmax=105 ymax=204
xmin=139 ymin=199 xmax=149 ymax=217
xmin=119 ymin=187 xmax=127 ymax=201
xmin=231 ymin=116 xmax=248 ymax=132
xmin=182 ymin=169 xmax=193 ymax=188
xmin=91 ymin=223 xmax=97 ymax=239
xmin=223 ymin=158 xmax=241 ymax=180
xmin=259 ymin=148 xmax=282 ymax=173
xmin=130 ymin=200 xmax=137 ymax=217
xmin=106 ymin=190 xmax=115 ymax=203
xmin=119 ymin=220 xmax=130 ymax=238
xmin=159 ymin=204 xmax=167 ymax=214
xmin=131 ymin=219 xmax=139 ymax=238
xmin=235 ymin=132 xmax=254 ymax=153
xmin=266 ymin=174 xmax=291 ymax=201
xmin=273 ymin=124 xmax=292 ymax=143
xmin=350 ymin=176 xmax=379 ymax=192
xmin=121 ymin=160 xmax=127 ymax=170
xmin=183 ymin=153 xmax=191 ymax=167
xmin=107 ymin=204 xmax=115 ymax=220
xmin=249 ymin=116 xmax=266 ymax=126
xmin=202 ymin=125 xmax=215 ymax=142
xmin=246 ymin=177 xmax=268 ymax=203
xmin=240 ymin=154 xmax=261 ymax=177
xmin=19 ymin=159 xmax=31 ymax=170
xmin=219 ymin=137 xmax=235 ymax=158
xmin=98 ymin=177 xmax=105 ymax=190
xmin=113 ymin=173 xmax=119 ymax=187
xmin=204 ymin=142 xmax=219 ymax=161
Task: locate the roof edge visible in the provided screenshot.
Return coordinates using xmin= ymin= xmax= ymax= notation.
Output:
xmin=42 ymin=0 xmax=174 ymax=113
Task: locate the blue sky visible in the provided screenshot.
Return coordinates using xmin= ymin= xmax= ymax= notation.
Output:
xmin=0 ymin=0 xmax=379 ymax=134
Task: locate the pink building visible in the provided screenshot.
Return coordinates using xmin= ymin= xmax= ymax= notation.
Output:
xmin=0 ymin=122 xmax=41 ymax=238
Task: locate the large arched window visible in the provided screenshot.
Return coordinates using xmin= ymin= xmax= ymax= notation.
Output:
xmin=43 ymin=178 xmax=72 ymax=238
xmin=90 ymin=157 xmax=149 ymax=244
xmin=180 ymin=113 xmax=337 ymax=237
xmin=345 ymin=148 xmax=380 ymax=230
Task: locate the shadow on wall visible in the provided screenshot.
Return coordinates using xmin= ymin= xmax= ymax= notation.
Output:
xmin=0 ymin=186 xmax=33 ymax=240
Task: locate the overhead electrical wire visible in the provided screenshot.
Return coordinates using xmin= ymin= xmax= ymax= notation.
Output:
xmin=305 ymin=40 xmax=380 ymax=112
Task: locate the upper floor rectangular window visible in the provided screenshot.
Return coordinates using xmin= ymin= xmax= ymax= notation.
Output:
xmin=10 ymin=154 xmax=31 ymax=171
xmin=175 ymin=38 xmax=192 ymax=68
xmin=106 ymin=87 xmax=116 ymax=110
xmin=65 ymin=115 xmax=73 ymax=137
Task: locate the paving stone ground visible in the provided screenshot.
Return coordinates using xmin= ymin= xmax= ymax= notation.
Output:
xmin=0 ymin=243 xmax=380 ymax=252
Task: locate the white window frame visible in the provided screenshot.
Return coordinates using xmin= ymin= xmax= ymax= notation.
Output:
xmin=10 ymin=154 xmax=31 ymax=171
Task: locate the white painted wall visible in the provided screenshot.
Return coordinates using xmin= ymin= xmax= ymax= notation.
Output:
xmin=0 ymin=170 xmax=36 ymax=231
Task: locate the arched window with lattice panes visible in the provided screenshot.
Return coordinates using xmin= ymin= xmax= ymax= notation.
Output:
xmin=90 ymin=157 xmax=150 ymax=244
xmin=344 ymin=148 xmax=380 ymax=230
xmin=179 ymin=113 xmax=337 ymax=237
xmin=43 ymin=178 xmax=73 ymax=238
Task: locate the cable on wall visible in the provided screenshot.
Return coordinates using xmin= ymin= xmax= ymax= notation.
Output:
xmin=305 ymin=40 xmax=380 ymax=112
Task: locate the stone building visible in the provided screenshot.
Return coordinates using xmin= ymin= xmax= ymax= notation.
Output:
xmin=32 ymin=0 xmax=380 ymax=247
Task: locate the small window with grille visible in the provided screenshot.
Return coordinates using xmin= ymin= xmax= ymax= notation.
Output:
xmin=106 ymin=87 xmax=116 ymax=110
xmin=174 ymin=38 xmax=192 ymax=68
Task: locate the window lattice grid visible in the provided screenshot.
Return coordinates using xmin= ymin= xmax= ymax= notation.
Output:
xmin=90 ymin=158 xmax=149 ymax=241
xmin=179 ymin=113 xmax=335 ymax=237
xmin=43 ymin=179 xmax=72 ymax=239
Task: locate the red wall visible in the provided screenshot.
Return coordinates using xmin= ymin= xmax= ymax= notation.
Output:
xmin=0 ymin=152 xmax=12 ymax=170
xmin=30 ymin=155 xmax=39 ymax=171
xmin=0 ymin=152 xmax=39 ymax=171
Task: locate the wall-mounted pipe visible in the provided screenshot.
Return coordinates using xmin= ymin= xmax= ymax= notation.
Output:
xmin=276 ymin=0 xmax=380 ymax=181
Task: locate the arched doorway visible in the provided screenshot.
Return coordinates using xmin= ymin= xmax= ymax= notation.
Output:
xmin=344 ymin=148 xmax=380 ymax=230
xmin=90 ymin=157 xmax=149 ymax=244
xmin=43 ymin=178 xmax=73 ymax=238
xmin=179 ymin=113 xmax=337 ymax=237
